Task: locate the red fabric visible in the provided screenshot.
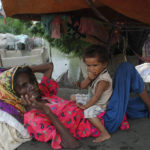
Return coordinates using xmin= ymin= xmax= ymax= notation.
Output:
xmin=79 ymin=17 xmax=108 ymax=43
xmin=51 ymin=15 xmax=61 ymax=39
xmin=38 ymin=76 xmax=59 ymax=97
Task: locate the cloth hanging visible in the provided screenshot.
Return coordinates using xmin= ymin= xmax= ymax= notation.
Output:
xmin=51 ymin=15 xmax=61 ymax=39
xmin=41 ymin=14 xmax=55 ymax=36
xmin=78 ymin=17 xmax=109 ymax=43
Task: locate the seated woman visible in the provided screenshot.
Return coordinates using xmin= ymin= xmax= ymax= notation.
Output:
xmin=104 ymin=62 xmax=150 ymax=133
xmin=0 ymin=61 xmax=150 ymax=149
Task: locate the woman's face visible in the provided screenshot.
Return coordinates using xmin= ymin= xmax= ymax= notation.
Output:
xmin=15 ymin=73 xmax=41 ymax=99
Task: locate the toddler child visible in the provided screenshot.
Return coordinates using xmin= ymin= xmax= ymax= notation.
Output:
xmin=71 ymin=45 xmax=112 ymax=142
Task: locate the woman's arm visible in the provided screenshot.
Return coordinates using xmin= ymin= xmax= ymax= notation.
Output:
xmin=30 ymin=62 xmax=53 ymax=78
xmin=40 ymin=104 xmax=80 ymax=148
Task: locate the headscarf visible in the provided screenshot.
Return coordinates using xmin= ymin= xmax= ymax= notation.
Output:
xmin=0 ymin=67 xmax=26 ymax=113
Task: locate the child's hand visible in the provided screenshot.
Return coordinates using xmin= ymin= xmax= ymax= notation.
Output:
xmin=88 ymin=72 xmax=97 ymax=80
xmin=70 ymin=95 xmax=76 ymax=102
xmin=76 ymin=103 xmax=86 ymax=109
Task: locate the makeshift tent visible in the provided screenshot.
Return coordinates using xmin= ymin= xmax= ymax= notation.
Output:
xmin=1 ymin=0 xmax=150 ymax=24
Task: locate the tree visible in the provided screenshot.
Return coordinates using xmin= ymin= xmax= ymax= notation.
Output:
xmin=30 ymin=22 xmax=90 ymax=56
xmin=0 ymin=17 xmax=32 ymax=35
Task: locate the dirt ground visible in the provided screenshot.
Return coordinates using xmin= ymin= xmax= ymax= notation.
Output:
xmin=17 ymin=88 xmax=150 ymax=150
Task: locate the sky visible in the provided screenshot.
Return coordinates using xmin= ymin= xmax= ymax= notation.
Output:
xmin=0 ymin=1 xmax=6 ymax=16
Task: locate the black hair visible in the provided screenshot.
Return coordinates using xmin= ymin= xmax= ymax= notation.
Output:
xmin=13 ymin=66 xmax=37 ymax=93
xmin=83 ymin=45 xmax=109 ymax=63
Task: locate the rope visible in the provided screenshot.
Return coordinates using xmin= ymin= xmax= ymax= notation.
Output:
xmin=130 ymin=47 xmax=150 ymax=63
xmin=49 ymin=44 xmax=52 ymax=62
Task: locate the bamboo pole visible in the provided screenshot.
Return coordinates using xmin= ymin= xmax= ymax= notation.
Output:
xmin=0 ymin=54 xmax=3 ymax=67
xmin=85 ymin=0 xmax=110 ymax=23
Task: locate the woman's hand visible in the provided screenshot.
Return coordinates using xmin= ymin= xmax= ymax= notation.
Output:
xmin=21 ymin=94 xmax=50 ymax=114
xmin=21 ymin=94 xmax=38 ymax=107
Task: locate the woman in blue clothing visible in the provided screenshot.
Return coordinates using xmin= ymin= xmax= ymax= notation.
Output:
xmin=104 ymin=62 xmax=150 ymax=134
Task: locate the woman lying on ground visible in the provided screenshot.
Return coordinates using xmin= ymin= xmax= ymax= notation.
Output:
xmin=1 ymin=60 xmax=150 ymax=149
xmin=1 ymin=62 xmax=112 ymax=149
xmin=0 ymin=63 xmax=81 ymax=149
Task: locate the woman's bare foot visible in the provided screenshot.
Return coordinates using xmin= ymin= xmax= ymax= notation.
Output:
xmin=93 ymin=132 xmax=111 ymax=143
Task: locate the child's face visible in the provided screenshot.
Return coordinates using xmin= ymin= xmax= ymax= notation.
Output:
xmin=84 ymin=57 xmax=107 ymax=76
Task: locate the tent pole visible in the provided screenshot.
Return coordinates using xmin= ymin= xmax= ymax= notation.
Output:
xmin=85 ymin=0 xmax=110 ymax=23
xmin=0 ymin=54 xmax=3 ymax=67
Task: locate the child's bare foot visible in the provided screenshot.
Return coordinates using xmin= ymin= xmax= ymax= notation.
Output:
xmin=93 ymin=132 xmax=111 ymax=143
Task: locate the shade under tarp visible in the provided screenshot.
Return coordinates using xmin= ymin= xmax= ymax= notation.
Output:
xmin=1 ymin=0 xmax=103 ymax=16
xmin=1 ymin=0 xmax=150 ymax=24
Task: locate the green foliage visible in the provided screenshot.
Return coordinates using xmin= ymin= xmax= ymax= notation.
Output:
xmin=0 ymin=18 xmax=32 ymax=35
xmin=30 ymin=22 xmax=90 ymax=56
xmin=29 ymin=22 xmax=45 ymax=37
xmin=48 ymin=35 xmax=90 ymax=56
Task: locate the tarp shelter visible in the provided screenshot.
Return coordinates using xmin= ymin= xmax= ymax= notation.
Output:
xmin=1 ymin=0 xmax=150 ymax=24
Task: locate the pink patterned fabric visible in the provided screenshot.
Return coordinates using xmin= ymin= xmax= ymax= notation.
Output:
xmin=39 ymin=76 xmax=59 ymax=97
xmin=120 ymin=114 xmax=130 ymax=130
xmin=24 ymin=76 xmax=129 ymax=149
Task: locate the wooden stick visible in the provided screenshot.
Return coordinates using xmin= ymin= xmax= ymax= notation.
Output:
xmin=0 ymin=54 xmax=3 ymax=67
xmin=85 ymin=0 xmax=110 ymax=23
